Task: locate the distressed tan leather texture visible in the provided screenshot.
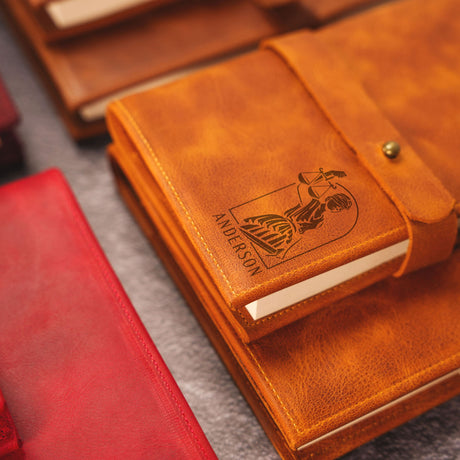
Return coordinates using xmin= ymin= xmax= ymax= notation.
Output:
xmin=106 ymin=0 xmax=459 ymax=341
xmin=109 ymin=151 xmax=460 ymax=459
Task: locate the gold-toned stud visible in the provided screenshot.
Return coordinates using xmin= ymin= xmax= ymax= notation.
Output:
xmin=382 ymin=141 xmax=400 ymax=159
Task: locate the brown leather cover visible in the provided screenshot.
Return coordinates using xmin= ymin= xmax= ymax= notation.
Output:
xmin=2 ymin=0 xmax=306 ymax=139
xmin=110 ymin=152 xmax=460 ymax=459
xmin=106 ymin=0 xmax=459 ymax=341
xmin=22 ymin=0 xmax=181 ymax=42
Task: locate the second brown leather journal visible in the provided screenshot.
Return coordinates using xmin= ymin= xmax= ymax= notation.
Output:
xmin=2 ymin=0 xmax=298 ymax=139
xmin=3 ymin=0 xmax=388 ymax=139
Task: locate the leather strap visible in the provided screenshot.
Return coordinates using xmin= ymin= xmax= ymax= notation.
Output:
xmin=263 ymin=30 xmax=457 ymax=276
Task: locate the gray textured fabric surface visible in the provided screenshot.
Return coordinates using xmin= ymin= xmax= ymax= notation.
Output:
xmin=0 ymin=12 xmax=458 ymax=460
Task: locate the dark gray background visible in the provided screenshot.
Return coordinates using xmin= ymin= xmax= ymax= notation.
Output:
xmin=0 ymin=12 xmax=458 ymax=460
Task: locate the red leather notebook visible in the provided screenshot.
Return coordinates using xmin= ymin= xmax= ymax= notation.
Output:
xmin=0 ymin=76 xmax=22 ymax=170
xmin=0 ymin=169 xmax=216 ymax=460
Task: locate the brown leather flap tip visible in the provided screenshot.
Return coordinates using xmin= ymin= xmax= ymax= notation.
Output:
xmin=263 ymin=30 xmax=457 ymax=276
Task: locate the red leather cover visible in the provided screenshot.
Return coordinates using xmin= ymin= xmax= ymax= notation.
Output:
xmin=0 ymin=169 xmax=216 ymax=460
xmin=0 ymin=389 xmax=20 ymax=458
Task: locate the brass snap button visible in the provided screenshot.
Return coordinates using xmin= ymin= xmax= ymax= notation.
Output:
xmin=382 ymin=141 xmax=400 ymax=159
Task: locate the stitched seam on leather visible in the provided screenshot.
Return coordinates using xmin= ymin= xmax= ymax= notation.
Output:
xmin=234 ymin=256 xmax=402 ymax=327
xmin=60 ymin=178 xmax=211 ymax=459
xmin=245 ymin=341 xmax=460 ymax=437
xmin=115 ymin=101 xmax=409 ymax=309
xmin=115 ymin=100 xmax=237 ymax=297
xmin=245 ymin=347 xmax=301 ymax=431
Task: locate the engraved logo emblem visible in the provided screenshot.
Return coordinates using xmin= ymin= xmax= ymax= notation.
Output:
xmin=228 ymin=168 xmax=358 ymax=269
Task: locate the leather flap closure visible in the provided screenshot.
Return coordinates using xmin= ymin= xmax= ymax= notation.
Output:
xmin=263 ymin=31 xmax=457 ymax=276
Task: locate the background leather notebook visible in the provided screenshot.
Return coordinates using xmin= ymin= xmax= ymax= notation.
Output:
xmin=107 ymin=0 xmax=460 ymax=342
xmin=22 ymin=0 xmax=387 ymax=44
xmin=22 ymin=0 xmax=178 ymax=42
xmin=2 ymin=0 xmax=385 ymax=140
xmin=0 ymin=75 xmax=22 ymax=171
xmin=0 ymin=170 xmax=216 ymax=459
xmin=2 ymin=0 xmax=299 ymax=139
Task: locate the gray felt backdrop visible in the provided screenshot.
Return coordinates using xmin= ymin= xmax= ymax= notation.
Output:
xmin=0 ymin=11 xmax=458 ymax=460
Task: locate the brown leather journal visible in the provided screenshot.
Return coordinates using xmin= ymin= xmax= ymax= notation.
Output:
xmin=106 ymin=0 xmax=460 ymax=455
xmin=2 ymin=0 xmax=384 ymax=140
xmin=106 ymin=0 xmax=459 ymax=342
